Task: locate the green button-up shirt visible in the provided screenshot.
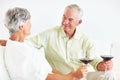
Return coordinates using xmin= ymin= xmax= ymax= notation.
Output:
xmin=28 ymin=26 xmax=102 ymax=74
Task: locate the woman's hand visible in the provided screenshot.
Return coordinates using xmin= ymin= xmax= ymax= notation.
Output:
xmin=0 ymin=40 xmax=7 ymax=46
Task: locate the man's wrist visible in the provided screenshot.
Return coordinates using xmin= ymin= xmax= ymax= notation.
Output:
xmin=71 ymin=70 xmax=82 ymax=80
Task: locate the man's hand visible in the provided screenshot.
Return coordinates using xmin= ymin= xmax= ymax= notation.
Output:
xmin=74 ymin=65 xmax=88 ymax=79
xmin=0 ymin=40 xmax=7 ymax=46
xmin=97 ymin=60 xmax=113 ymax=71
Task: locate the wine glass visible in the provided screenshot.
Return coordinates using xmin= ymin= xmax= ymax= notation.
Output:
xmin=98 ymin=43 xmax=114 ymax=80
xmin=101 ymin=43 xmax=114 ymax=61
xmin=79 ymin=50 xmax=94 ymax=80
xmin=79 ymin=50 xmax=94 ymax=64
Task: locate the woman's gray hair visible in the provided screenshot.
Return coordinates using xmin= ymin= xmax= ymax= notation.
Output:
xmin=66 ymin=4 xmax=83 ymax=20
xmin=4 ymin=7 xmax=31 ymax=34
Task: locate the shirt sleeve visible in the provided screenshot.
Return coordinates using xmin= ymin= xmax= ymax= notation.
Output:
xmin=84 ymin=38 xmax=102 ymax=70
xmin=26 ymin=31 xmax=47 ymax=49
xmin=31 ymin=48 xmax=52 ymax=80
xmin=21 ymin=41 xmax=52 ymax=80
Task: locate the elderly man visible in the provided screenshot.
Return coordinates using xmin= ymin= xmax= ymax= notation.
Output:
xmin=27 ymin=4 xmax=114 ymax=80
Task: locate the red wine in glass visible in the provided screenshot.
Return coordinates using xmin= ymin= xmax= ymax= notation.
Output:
xmin=101 ymin=55 xmax=113 ymax=61
xmin=80 ymin=58 xmax=93 ymax=64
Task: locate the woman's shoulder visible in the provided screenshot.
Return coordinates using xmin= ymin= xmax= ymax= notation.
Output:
xmin=5 ymin=40 xmax=32 ymax=55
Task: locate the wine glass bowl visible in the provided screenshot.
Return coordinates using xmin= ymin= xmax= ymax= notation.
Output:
xmin=79 ymin=58 xmax=93 ymax=64
xmin=100 ymin=43 xmax=114 ymax=61
xmin=78 ymin=50 xmax=94 ymax=80
xmin=101 ymin=55 xmax=113 ymax=61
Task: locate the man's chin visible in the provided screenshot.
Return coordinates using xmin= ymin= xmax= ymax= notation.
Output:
xmin=63 ymin=29 xmax=71 ymax=34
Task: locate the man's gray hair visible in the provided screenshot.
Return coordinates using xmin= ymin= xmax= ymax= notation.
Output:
xmin=66 ymin=4 xmax=83 ymax=20
xmin=4 ymin=7 xmax=31 ymax=34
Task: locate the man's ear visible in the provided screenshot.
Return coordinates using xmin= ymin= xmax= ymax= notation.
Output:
xmin=77 ymin=19 xmax=82 ymax=26
xmin=78 ymin=19 xmax=82 ymax=24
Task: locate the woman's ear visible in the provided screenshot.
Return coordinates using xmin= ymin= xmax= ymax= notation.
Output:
xmin=19 ymin=25 xmax=24 ymax=31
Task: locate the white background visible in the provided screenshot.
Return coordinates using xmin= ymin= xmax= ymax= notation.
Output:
xmin=0 ymin=0 xmax=120 ymax=53
xmin=0 ymin=0 xmax=120 ymax=79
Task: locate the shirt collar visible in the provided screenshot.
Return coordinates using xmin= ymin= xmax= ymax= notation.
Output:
xmin=59 ymin=26 xmax=81 ymax=40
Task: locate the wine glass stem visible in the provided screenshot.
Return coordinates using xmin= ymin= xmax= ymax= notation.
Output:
xmin=101 ymin=63 xmax=107 ymax=80
xmin=105 ymin=63 xmax=107 ymax=75
xmin=83 ymin=64 xmax=88 ymax=80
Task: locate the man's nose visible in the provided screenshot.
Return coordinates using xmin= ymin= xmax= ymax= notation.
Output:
xmin=63 ymin=19 xmax=69 ymax=24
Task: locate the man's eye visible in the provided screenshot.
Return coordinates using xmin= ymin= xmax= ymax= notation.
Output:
xmin=69 ymin=19 xmax=73 ymax=22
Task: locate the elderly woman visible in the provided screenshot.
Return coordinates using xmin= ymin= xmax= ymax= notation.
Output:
xmin=2 ymin=7 xmax=87 ymax=80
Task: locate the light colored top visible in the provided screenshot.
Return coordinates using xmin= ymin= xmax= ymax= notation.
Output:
xmin=0 ymin=46 xmax=10 ymax=80
xmin=28 ymin=26 xmax=102 ymax=74
xmin=4 ymin=40 xmax=52 ymax=80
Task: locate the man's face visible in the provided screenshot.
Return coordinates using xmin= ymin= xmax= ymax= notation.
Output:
xmin=61 ymin=8 xmax=81 ymax=33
